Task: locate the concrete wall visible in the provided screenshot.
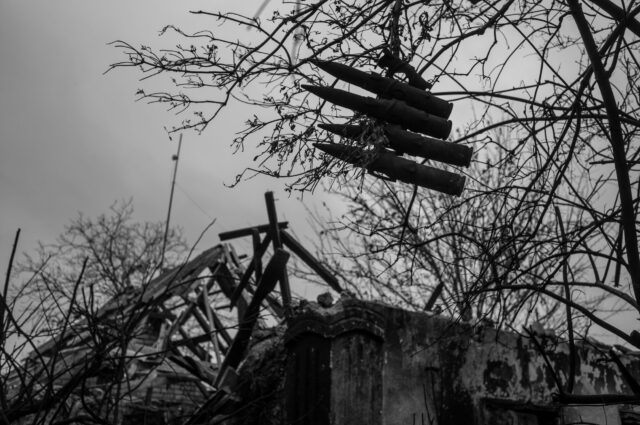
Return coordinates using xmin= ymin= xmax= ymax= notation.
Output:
xmin=279 ymin=299 xmax=640 ymax=425
xmin=371 ymin=302 xmax=639 ymax=424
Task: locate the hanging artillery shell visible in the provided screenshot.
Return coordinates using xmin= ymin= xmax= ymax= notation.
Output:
xmin=314 ymin=142 xmax=370 ymax=164
xmin=318 ymin=123 xmax=472 ymax=167
xmin=303 ymin=85 xmax=452 ymax=139
xmin=314 ymin=143 xmax=466 ymax=196
xmin=311 ymin=60 xmax=451 ymax=119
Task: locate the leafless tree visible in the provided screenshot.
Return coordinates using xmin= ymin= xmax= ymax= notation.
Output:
xmin=109 ymin=0 xmax=640 ymax=348
xmin=17 ymin=199 xmax=187 ymax=309
xmin=1 ymin=201 xmax=192 ymax=425
xmin=309 ymin=148 xmax=612 ymax=336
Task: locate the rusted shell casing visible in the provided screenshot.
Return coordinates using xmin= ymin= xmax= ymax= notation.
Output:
xmin=303 ymin=85 xmax=452 ymax=140
xmin=314 ymin=143 xmax=466 ymax=196
xmin=311 ymin=60 xmax=452 ymax=119
xmin=319 ymin=123 xmax=472 ymax=167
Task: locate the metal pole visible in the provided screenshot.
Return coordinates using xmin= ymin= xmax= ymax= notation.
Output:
xmin=161 ymin=134 xmax=182 ymax=269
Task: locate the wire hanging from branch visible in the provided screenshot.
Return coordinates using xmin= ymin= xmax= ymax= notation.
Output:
xmin=388 ymin=0 xmax=404 ymax=58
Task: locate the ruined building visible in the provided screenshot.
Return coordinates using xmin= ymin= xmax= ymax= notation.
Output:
xmin=5 ymin=244 xmax=243 ymax=424
xmin=5 ymin=208 xmax=640 ymax=424
xmin=247 ymin=297 xmax=640 ymax=425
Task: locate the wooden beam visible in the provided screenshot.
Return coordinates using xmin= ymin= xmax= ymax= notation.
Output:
xmin=172 ymin=333 xmax=229 ymax=352
xmin=244 ymin=283 xmax=284 ymax=318
xmin=265 ymin=192 xmax=291 ymax=309
xmin=193 ymin=298 xmax=232 ymax=346
xmin=217 ymin=248 xmax=290 ymax=383
xmin=281 ymin=230 xmax=342 ymax=293
xmin=424 ymin=282 xmax=444 ymax=311
xmin=218 ymin=222 xmax=288 ymax=241
xmin=212 ymin=263 xmax=248 ymax=322
xmin=162 ymin=303 xmax=195 ymax=342
xmin=202 ymin=284 xmax=222 ymax=364
xmin=191 ymin=307 xmax=217 ymax=342
xmin=207 ymin=307 xmax=232 ymax=347
xmin=167 ymin=354 xmax=216 ymax=389
xmin=252 ymin=228 xmax=263 ymax=283
xmin=175 ymin=326 xmax=207 ymax=360
xmin=229 ymin=233 xmax=272 ymax=310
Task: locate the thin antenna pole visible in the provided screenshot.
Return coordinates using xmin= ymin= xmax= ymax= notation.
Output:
xmin=253 ymin=0 xmax=272 ymax=19
xmin=161 ymin=134 xmax=182 ymax=269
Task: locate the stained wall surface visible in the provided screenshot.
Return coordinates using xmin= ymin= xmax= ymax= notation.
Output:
xmin=280 ymin=299 xmax=640 ymax=425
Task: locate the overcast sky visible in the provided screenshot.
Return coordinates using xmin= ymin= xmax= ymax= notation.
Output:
xmin=0 ymin=1 xmax=338 ymax=294
xmin=1 ymin=1 xmax=635 ymax=347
